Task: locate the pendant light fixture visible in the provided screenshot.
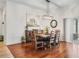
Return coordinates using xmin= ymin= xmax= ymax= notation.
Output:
xmin=42 ymin=0 xmax=53 ymax=20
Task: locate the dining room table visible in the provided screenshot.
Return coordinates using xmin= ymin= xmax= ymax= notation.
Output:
xmin=36 ymin=34 xmax=50 ymax=38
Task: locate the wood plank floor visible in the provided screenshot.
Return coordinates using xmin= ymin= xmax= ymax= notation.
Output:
xmin=7 ymin=41 xmax=79 ymax=58
xmin=0 ymin=42 xmax=13 ymax=58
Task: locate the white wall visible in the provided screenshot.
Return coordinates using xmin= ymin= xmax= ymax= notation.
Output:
xmin=6 ymin=1 xmax=26 ymax=45
xmin=0 ymin=11 xmax=2 ymax=35
xmin=5 ymin=1 xmax=64 ymax=45
xmin=26 ymin=5 xmax=64 ymax=41
xmin=0 ymin=10 xmax=3 ymax=35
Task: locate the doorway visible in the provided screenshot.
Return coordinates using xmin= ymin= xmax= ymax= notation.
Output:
xmin=63 ymin=18 xmax=79 ymax=43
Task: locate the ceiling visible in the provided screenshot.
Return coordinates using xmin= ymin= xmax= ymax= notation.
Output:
xmin=0 ymin=0 xmax=79 ymax=11
xmin=50 ymin=0 xmax=76 ymax=7
xmin=10 ymin=0 xmax=79 ymax=9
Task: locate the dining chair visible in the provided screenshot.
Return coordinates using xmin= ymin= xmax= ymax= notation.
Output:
xmin=33 ymin=30 xmax=44 ymax=50
xmin=49 ymin=30 xmax=56 ymax=48
xmin=55 ymin=30 xmax=60 ymax=47
xmin=35 ymin=36 xmax=44 ymax=50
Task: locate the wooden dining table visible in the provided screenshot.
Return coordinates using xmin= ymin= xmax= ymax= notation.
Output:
xmin=36 ymin=34 xmax=50 ymax=38
xmin=36 ymin=34 xmax=50 ymax=41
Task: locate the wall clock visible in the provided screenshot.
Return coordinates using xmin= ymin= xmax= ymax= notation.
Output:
xmin=50 ymin=20 xmax=57 ymax=28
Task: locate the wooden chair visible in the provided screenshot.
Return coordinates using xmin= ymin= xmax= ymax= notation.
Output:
xmin=49 ymin=30 xmax=56 ymax=48
xmin=35 ymin=36 xmax=44 ymax=50
xmin=55 ymin=30 xmax=60 ymax=47
xmin=33 ymin=30 xmax=44 ymax=50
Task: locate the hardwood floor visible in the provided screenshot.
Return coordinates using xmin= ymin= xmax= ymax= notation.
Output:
xmin=7 ymin=41 xmax=79 ymax=58
xmin=0 ymin=42 xmax=13 ymax=58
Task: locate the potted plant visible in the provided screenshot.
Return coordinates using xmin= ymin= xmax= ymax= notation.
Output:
xmin=45 ymin=26 xmax=49 ymax=34
xmin=21 ymin=36 xmax=26 ymax=43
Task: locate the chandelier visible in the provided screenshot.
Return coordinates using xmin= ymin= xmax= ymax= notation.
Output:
xmin=42 ymin=0 xmax=53 ymax=20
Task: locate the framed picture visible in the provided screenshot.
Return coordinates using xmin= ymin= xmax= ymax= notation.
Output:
xmin=50 ymin=20 xmax=57 ymax=28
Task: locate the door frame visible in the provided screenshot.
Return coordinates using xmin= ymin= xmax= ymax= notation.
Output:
xmin=63 ymin=18 xmax=78 ymax=42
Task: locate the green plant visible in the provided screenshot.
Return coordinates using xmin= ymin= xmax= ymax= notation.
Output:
xmin=45 ymin=26 xmax=49 ymax=34
xmin=21 ymin=36 xmax=25 ymax=43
